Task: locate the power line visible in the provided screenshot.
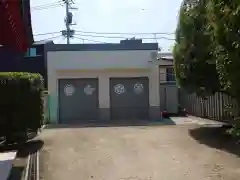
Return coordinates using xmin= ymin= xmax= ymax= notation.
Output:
xmin=34 ymin=31 xmax=175 ymax=37
xmin=73 ymin=36 xmax=108 ymax=44
xmin=37 ymin=35 xmax=63 ymax=41
xmin=32 ymin=1 xmax=64 ymax=11
xmin=32 ymin=5 xmax=63 ymax=11
xmin=147 ymin=37 xmax=175 ymax=40
xmin=32 ymin=1 xmax=63 ymax=8
xmin=34 ymin=32 xmax=61 ymax=36
xmin=33 ymin=30 xmax=175 ymax=42
xmin=75 ymin=30 xmax=175 ymax=35
xmin=74 ymin=33 xmax=175 ymax=41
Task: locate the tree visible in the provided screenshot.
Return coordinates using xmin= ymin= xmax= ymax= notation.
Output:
xmin=173 ymin=0 xmax=220 ymax=96
xmin=207 ymin=0 xmax=240 ymax=104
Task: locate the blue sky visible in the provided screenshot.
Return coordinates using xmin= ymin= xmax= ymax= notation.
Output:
xmin=31 ymin=0 xmax=182 ymax=52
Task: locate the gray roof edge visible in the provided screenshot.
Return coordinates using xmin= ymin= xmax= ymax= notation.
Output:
xmin=33 ymin=40 xmax=54 ymax=45
xmin=46 ymin=43 xmax=158 ymax=51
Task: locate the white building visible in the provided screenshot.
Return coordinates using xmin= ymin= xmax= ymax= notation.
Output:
xmin=46 ymin=40 xmax=162 ymax=124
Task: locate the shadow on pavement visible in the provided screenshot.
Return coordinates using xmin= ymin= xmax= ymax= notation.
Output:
xmin=0 ymin=140 xmax=44 ymax=157
xmin=162 ymin=118 xmax=176 ymax=125
xmin=189 ymin=127 xmax=240 ymax=157
xmin=46 ymin=119 xmax=176 ymax=129
xmin=18 ymin=140 xmax=44 ymax=157
xmin=7 ymin=167 xmax=24 ymax=180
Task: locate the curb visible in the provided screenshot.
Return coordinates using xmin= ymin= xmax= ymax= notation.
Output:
xmin=36 ymin=151 xmax=39 ymax=180
xmin=24 ymin=150 xmax=40 ymax=180
xmin=24 ymin=155 xmax=31 ymax=180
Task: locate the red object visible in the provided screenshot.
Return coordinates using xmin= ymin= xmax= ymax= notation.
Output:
xmin=0 ymin=0 xmax=29 ymax=52
xmin=161 ymin=110 xmax=169 ymax=118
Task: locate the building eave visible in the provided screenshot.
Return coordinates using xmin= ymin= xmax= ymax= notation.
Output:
xmin=20 ymin=0 xmax=34 ymax=45
xmin=0 ymin=0 xmax=33 ymax=52
xmin=46 ymin=43 xmax=159 ymax=52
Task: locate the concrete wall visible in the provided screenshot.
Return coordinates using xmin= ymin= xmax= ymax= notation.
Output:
xmin=160 ymin=85 xmax=179 ymax=114
xmin=47 ymin=50 xmax=154 ymax=70
xmin=159 ymin=60 xmax=178 ymax=114
xmin=47 ymin=50 xmax=160 ymax=123
xmin=159 ymin=60 xmax=173 ymax=66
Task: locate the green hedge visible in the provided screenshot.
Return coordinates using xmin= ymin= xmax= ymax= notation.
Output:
xmin=0 ymin=72 xmax=44 ymax=137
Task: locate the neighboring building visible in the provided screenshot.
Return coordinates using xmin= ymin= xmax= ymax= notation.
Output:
xmin=155 ymin=52 xmax=179 ymax=114
xmin=0 ymin=0 xmax=33 ymax=52
xmin=158 ymin=52 xmax=176 ymax=83
xmin=0 ymin=40 xmax=53 ymax=87
xmin=46 ymin=40 xmax=160 ymax=124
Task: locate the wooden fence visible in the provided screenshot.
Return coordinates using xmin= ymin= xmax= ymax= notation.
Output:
xmin=179 ymin=90 xmax=239 ymax=122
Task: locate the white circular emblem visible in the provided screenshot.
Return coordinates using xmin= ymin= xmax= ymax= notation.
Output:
xmin=84 ymin=84 xmax=95 ymax=95
xmin=134 ymin=83 xmax=144 ymax=94
xmin=114 ymin=84 xmax=125 ymax=94
xmin=64 ymin=84 xmax=75 ymax=96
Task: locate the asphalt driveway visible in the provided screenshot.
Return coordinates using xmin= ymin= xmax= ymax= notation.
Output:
xmin=39 ymin=125 xmax=240 ymax=180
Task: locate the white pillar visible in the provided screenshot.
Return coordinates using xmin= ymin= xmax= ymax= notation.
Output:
xmin=149 ymin=65 xmax=161 ymax=119
xmin=98 ymin=75 xmax=110 ymax=120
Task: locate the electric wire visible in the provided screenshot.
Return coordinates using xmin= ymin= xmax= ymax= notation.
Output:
xmin=32 ymin=1 xmax=63 ymax=8
xmin=74 ymin=30 xmax=175 ymax=35
xmin=74 ymin=33 xmax=175 ymax=41
xmin=34 ymin=32 xmax=62 ymax=36
xmin=73 ymin=36 xmax=109 ymax=43
xmin=31 ymin=1 xmax=64 ymax=11
xmin=34 ymin=31 xmax=175 ymax=41
xmin=32 ymin=5 xmax=63 ymax=11
xmin=36 ymin=35 xmax=63 ymax=41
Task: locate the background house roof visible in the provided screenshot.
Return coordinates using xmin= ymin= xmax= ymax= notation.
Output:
xmin=46 ymin=41 xmax=158 ymax=52
xmin=159 ymin=52 xmax=173 ymax=61
xmin=33 ymin=40 xmax=54 ymax=45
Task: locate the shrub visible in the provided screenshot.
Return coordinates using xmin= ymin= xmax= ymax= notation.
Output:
xmin=0 ymin=72 xmax=44 ymax=139
xmin=227 ymin=126 xmax=240 ymax=139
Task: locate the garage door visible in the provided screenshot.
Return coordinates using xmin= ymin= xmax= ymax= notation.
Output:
xmin=110 ymin=77 xmax=149 ymax=120
xmin=58 ymin=78 xmax=98 ymax=124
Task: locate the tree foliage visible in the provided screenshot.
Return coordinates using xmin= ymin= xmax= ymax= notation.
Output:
xmin=174 ymin=0 xmax=240 ymax=132
xmin=207 ymin=0 xmax=240 ymax=101
xmin=174 ymin=0 xmax=240 ymax=100
xmin=173 ymin=0 xmax=220 ymax=96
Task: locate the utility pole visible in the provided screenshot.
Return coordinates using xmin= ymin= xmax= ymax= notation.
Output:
xmin=65 ymin=0 xmax=70 ymax=44
xmin=153 ymin=33 xmax=157 ymax=43
xmin=61 ymin=0 xmax=77 ymax=44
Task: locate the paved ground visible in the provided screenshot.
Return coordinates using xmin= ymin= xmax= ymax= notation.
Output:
xmin=169 ymin=116 xmax=228 ymax=126
xmin=39 ymin=121 xmax=240 ymax=180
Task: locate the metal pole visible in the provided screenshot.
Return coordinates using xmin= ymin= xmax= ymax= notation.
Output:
xmin=153 ymin=33 xmax=157 ymax=43
xmin=65 ymin=0 xmax=70 ymax=44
